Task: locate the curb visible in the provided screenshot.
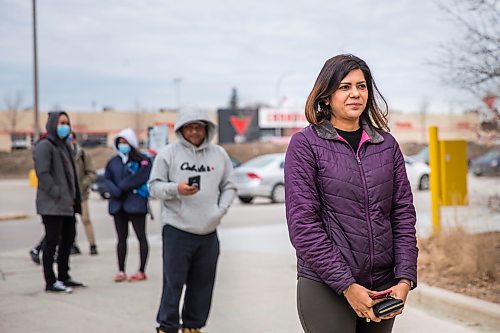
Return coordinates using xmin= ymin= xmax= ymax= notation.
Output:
xmin=0 ymin=212 xmax=28 ymax=222
xmin=409 ymin=283 xmax=500 ymax=330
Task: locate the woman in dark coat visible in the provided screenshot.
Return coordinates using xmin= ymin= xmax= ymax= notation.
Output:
xmin=105 ymin=128 xmax=152 ymax=282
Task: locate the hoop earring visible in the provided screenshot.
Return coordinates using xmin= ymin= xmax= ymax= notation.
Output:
xmin=315 ymin=102 xmax=323 ymax=114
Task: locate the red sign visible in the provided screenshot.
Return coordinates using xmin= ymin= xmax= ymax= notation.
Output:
xmin=229 ymin=115 xmax=252 ymax=135
xmin=456 ymin=121 xmax=471 ymax=130
xmin=395 ymin=121 xmax=413 ymax=129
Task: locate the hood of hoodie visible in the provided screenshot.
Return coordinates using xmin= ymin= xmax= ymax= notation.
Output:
xmin=114 ymin=128 xmax=139 ymax=152
xmin=46 ymin=111 xmax=71 ymax=142
xmin=174 ymin=109 xmax=217 ymax=150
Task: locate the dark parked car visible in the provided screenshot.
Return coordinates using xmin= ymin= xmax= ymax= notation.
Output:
xmin=470 ymin=149 xmax=500 ymax=177
xmin=230 ymin=156 xmax=241 ymax=168
xmin=91 ymin=168 xmax=110 ymax=199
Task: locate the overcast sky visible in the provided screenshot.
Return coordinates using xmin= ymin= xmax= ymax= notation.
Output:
xmin=0 ymin=0 xmax=481 ymax=113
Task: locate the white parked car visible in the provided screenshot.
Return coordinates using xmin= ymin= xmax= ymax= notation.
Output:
xmin=404 ymin=155 xmax=430 ymax=190
xmin=234 ymin=153 xmax=285 ymax=204
xmin=234 ymin=153 xmax=428 ymax=204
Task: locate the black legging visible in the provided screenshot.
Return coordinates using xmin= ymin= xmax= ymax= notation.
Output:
xmin=113 ymin=211 xmax=149 ymax=273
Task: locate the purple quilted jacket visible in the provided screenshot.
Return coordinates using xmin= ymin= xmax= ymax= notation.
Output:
xmin=285 ymin=120 xmax=418 ymax=295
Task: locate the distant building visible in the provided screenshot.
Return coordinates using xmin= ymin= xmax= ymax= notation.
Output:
xmin=0 ymin=107 xmax=482 ymax=152
xmin=0 ymin=109 xmax=216 ymax=152
xmin=217 ymin=107 xmax=482 ymax=145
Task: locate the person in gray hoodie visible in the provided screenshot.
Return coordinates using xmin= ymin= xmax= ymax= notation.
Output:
xmin=33 ymin=111 xmax=86 ymax=293
xmin=149 ymin=109 xmax=236 ymax=333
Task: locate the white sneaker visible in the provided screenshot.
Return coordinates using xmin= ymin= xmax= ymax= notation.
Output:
xmin=45 ymin=280 xmax=73 ymax=293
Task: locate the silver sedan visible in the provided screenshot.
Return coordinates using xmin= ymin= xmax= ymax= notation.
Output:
xmin=234 ymin=153 xmax=285 ymax=204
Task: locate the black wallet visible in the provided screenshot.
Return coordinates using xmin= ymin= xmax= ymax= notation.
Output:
xmin=373 ymin=297 xmax=404 ymax=317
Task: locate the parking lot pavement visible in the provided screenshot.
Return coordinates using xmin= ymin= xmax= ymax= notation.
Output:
xmin=0 ymin=177 xmax=499 ymax=332
xmin=1 ymin=225 xmax=497 ymax=333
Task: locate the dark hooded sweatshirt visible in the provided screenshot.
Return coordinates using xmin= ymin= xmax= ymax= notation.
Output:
xmin=33 ymin=111 xmax=81 ymax=216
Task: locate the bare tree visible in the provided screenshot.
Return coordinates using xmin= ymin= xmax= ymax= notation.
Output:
xmin=433 ymin=0 xmax=499 ymax=141
xmin=2 ymin=91 xmax=24 ymax=134
xmin=435 ymin=0 xmax=499 ymax=94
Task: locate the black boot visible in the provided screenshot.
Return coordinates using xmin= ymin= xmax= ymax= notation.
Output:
xmin=90 ymin=245 xmax=98 ymax=255
xmin=29 ymin=249 xmax=40 ymax=265
xmin=70 ymin=245 xmax=81 ymax=255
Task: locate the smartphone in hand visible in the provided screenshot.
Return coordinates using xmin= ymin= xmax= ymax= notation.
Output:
xmin=370 ymin=290 xmax=392 ymax=300
xmin=188 ymin=175 xmax=201 ymax=190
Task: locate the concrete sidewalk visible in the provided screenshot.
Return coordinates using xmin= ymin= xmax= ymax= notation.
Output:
xmin=1 ymin=226 xmax=498 ymax=333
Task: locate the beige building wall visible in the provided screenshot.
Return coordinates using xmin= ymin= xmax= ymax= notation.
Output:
xmin=0 ymin=109 xmax=480 ymax=152
xmin=0 ymin=133 xmax=11 ymax=151
xmin=389 ymin=112 xmax=480 ymax=144
xmin=0 ymin=110 xmax=219 ymax=152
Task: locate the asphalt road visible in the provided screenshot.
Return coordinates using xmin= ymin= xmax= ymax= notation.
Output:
xmin=0 ymin=179 xmax=292 ymax=253
xmin=0 ymin=174 xmax=498 ymax=253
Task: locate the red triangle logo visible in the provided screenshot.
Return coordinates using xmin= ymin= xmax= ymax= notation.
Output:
xmin=229 ymin=115 xmax=252 ymax=135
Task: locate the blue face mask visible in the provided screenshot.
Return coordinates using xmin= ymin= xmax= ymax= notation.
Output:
xmin=57 ymin=124 xmax=71 ymax=139
xmin=118 ymin=143 xmax=131 ymax=155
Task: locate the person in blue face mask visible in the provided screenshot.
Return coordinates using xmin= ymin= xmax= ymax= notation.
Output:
xmin=104 ymin=128 xmax=152 ymax=283
xmin=32 ymin=111 xmax=86 ymax=293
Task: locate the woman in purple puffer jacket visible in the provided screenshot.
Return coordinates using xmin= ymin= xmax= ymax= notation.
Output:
xmin=285 ymin=54 xmax=418 ymax=333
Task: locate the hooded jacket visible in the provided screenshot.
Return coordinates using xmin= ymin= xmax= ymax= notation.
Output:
xmin=285 ymin=120 xmax=418 ymax=295
xmin=104 ymin=128 xmax=152 ymax=215
xmin=148 ymin=109 xmax=236 ymax=235
xmin=33 ymin=111 xmax=82 ymax=216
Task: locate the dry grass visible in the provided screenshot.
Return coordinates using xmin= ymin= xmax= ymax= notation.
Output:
xmin=418 ymin=228 xmax=500 ymax=303
xmin=0 ymin=149 xmax=34 ymax=178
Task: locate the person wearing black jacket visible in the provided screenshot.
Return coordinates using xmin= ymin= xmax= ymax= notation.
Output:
xmin=33 ymin=111 xmax=86 ymax=293
xmin=104 ymin=128 xmax=152 ymax=282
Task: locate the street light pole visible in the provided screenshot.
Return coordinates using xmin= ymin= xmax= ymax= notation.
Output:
xmin=173 ymin=77 xmax=182 ymax=111
xmin=32 ymin=0 xmax=40 ymax=141
xmin=275 ymin=72 xmax=292 ymax=108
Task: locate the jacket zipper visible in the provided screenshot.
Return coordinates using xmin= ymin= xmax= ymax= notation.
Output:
xmin=339 ymin=136 xmax=374 ymax=288
xmin=355 ymin=146 xmax=374 ymax=289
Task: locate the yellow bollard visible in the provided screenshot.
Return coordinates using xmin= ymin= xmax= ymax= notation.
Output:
xmin=439 ymin=140 xmax=468 ymax=206
xmin=29 ymin=169 xmax=38 ymax=188
xmin=429 ymin=127 xmax=441 ymax=236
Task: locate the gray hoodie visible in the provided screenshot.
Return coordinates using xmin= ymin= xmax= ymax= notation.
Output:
xmin=148 ymin=109 xmax=236 ymax=234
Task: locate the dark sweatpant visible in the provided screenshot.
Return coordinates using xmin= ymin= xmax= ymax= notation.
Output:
xmin=41 ymin=215 xmax=76 ymax=287
xmin=297 ymin=277 xmax=396 ymax=333
xmin=156 ymin=225 xmax=220 ymax=333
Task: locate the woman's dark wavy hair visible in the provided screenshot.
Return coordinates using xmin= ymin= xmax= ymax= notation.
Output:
xmin=305 ymin=54 xmax=389 ymax=131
